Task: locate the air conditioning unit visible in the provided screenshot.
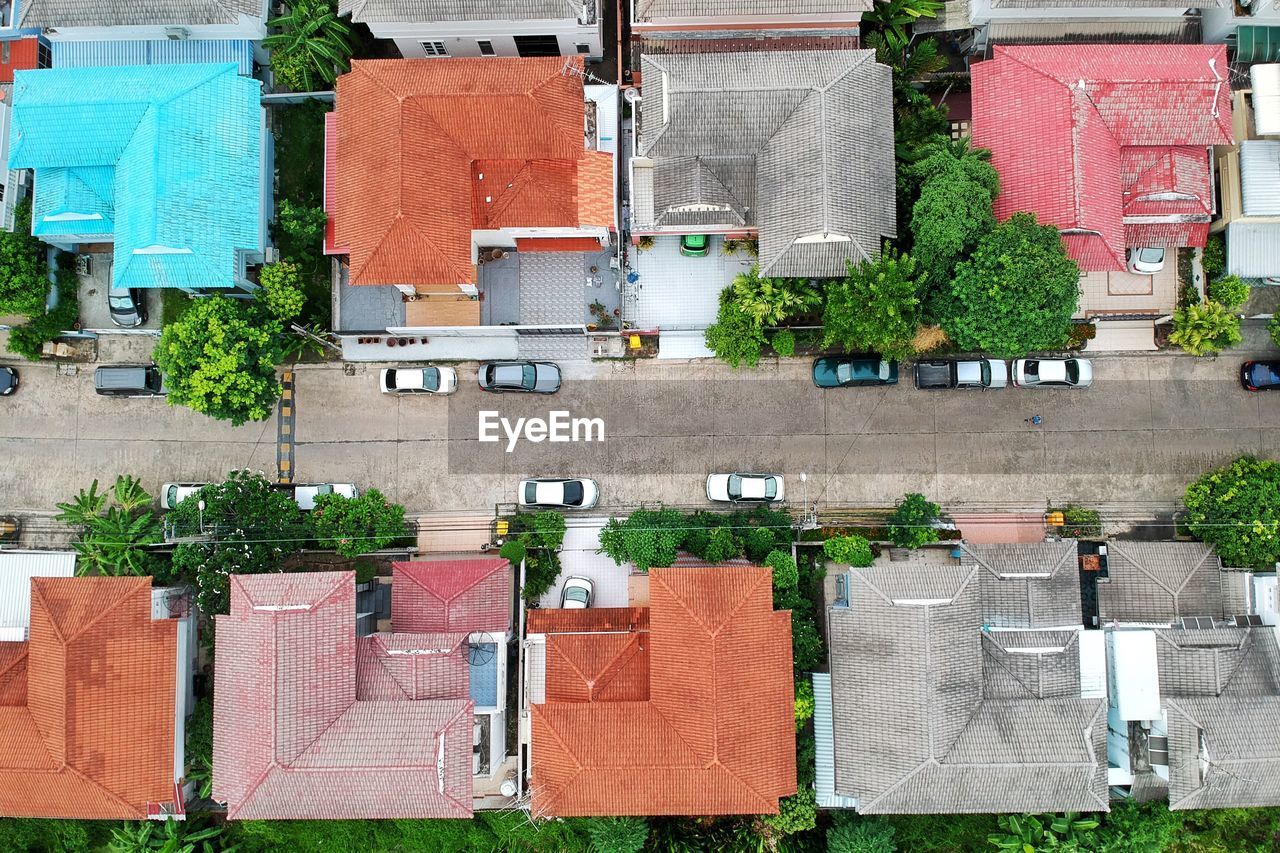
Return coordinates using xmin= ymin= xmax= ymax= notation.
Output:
xmin=263 ymin=246 xmax=280 ymax=263
xmin=164 ymin=27 xmax=190 ymax=40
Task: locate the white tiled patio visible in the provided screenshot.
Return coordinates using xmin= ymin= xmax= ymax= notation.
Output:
xmin=629 ymin=236 xmax=753 ymax=329
xmin=1078 ymin=264 xmax=1177 ymax=317
xmin=536 ymin=517 xmax=633 ymax=609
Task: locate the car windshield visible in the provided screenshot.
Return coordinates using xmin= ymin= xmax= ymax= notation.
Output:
xmin=1137 ymin=247 xmax=1164 ymax=264
xmin=1065 ymin=361 xmax=1079 ymax=384
xmin=835 ymin=363 xmax=853 ymax=383
xmin=565 ymin=585 xmax=589 ymax=604
xmin=108 ymin=291 xmax=133 ymax=310
xmin=166 ymin=485 xmax=178 ymax=505
xmin=1253 ymin=363 xmax=1280 ymax=385
xmin=981 ymin=362 xmax=991 ymax=385
xmin=727 ymin=474 xmax=743 ymax=500
xmin=877 ymin=360 xmax=891 ymax=381
xmin=385 ymin=370 xmax=400 ymax=390
xmin=562 ymin=481 xmax=584 ymax=506
xmin=422 ymin=368 xmax=440 ymax=392
xmin=524 ymin=482 xmax=538 ymax=503
xmin=1024 ymin=359 xmax=1041 ymax=378
xmin=522 ymin=364 xmax=537 ymax=389
xmin=764 ymin=478 xmax=777 ymax=500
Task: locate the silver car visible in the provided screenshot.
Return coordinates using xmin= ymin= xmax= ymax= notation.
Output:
xmin=1012 ymin=358 xmax=1093 ymax=388
xmin=380 ymin=366 xmax=458 ymax=395
xmin=108 ymin=286 xmax=147 ymax=328
xmin=706 ymin=473 xmax=785 ymax=504
xmin=519 ymin=478 xmax=599 ymax=509
xmin=478 ymin=361 xmax=561 ymax=394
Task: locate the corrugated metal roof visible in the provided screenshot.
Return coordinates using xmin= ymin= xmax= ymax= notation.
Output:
xmin=51 ymin=39 xmax=254 ymax=77
xmin=1241 ymin=141 xmax=1280 ymax=217
xmin=1227 ymin=219 xmax=1280 ymax=278
xmin=0 ymin=551 xmax=77 ymax=640
xmin=813 ymin=673 xmax=859 ymax=809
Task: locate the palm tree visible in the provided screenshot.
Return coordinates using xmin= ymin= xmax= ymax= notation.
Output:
xmin=864 ymin=0 xmax=946 ymax=42
xmin=264 ymin=0 xmax=354 ymax=92
xmin=865 ymin=30 xmax=947 ymax=82
xmin=54 ymin=479 xmax=106 ymax=527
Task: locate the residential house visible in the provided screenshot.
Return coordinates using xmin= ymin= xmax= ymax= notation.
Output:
xmin=820 ymin=545 xmax=1110 ymax=814
xmin=340 ymin=0 xmax=603 ymax=61
xmin=1213 ymin=64 xmax=1280 ymax=281
xmin=525 ymin=565 xmax=796 ymax=816
xmin=6 ymin=63 xmax=266 ymax=290
xmin=213 ymin=559 xmax=516 ymax=819
xmin=1097 ymin=541 xmax=1280 ymax=808
xmin=326 ymin=57 xmax=618 ymax=358
xmin=0 ymin=549 xmax=74 ymax=641
xmin=1204 ymin=3 xmax=1280 ymax=53
xmin=965 ymin=1 xmax=1210 ymax=51
xmin=629 ymin=50 xmax=895 ymax=279
xmin=0 ymin=37 xmax=45 ymax=230
xmin=0 ymin=575 xmax=195 ymax=819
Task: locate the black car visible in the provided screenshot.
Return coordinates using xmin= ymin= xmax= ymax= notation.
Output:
xmin=0 ymin=366 xmax=16 ymax=396
xmin=1241 ymin=360 xmax=1280 ymax=392
xmin=477 ymin=361 xmax=562 ymax=394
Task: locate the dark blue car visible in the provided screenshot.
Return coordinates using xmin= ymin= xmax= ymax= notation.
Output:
xmin=812 ymin=356 xmax=899 ymax=388
xmin=1241 ymin=361 xmax=1280 ymax=392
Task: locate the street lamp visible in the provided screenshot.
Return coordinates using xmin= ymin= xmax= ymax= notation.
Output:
xmin=197 ymin=500 xmax=206 ymax=535
xmin=798 ymin=473 xmax=817 ymax=530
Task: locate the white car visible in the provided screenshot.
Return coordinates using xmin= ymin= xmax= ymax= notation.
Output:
xmin=706 ymin=473 xmax=784 ymax=504
xmin=160 ymin=483 xmax=205 ymax=510
xmin=292 ymin=483 xmax=358 ymax=510
xmin=1126 ymin=246 xmax=1165 ymax=275
xmin=379 ymin=366 xmax=457 ymax=395
xmin=560 ymin=577 xmax=594 ymax=609
xmin=1012 ymin=358 xmax=1093 ymax=388
xmin=518 ymin=478 xmax=599 ymax=509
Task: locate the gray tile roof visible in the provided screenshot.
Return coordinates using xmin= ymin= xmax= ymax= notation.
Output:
xmin=18 ymin=0 xmax=261 ymax=27
xmin=1097 ymin=542 xmax=1222 ymax=625
xmin=635 ymin=0 xmax=871 ymax=21
xmin=961 ymin=541 xmax=1082 ymax=629
xmin=636 ymin=50 xmax=896 ymax=278
xmin=828 ymin=566 xmax=1108 ymax=814
xmin=342 ymin=0 xmax=579 ymax=24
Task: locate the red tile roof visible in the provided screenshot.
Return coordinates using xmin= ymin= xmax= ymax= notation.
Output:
xmin=0 ymin=38 xmax=40 ymax=85
xmin=330 ymin=57 xmax=614 ymax=288
xmin=392 ymin=558 xmax=511 ymax=635
xmin=530 ymin=566 xmax=796 ymax=817
xmin=213 ymin=572 xmax=475 ymax=820
xmin=0 ymin=577 xmax=177 ymax=819
xmin=971 ymin=45 xmax=1233 ymax=271
xmin=527 ymin=606 xmax=649 ymax=634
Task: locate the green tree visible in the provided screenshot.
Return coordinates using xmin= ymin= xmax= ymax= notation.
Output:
xmin=864 ymin=0 xmax=944 ymax=41
xmin=0 ymin=199 xmax=51 ymax=317
xmin=264 ymin=0 xmax=353 ymax=91
xmin=582 ymin=816 xmax=649 ymax=853
xmin=185 ymin=697 xmax=214 ymax=800
xmin=257 ymin=261 xmax=307 ymax=322
xmin=703 ymin=526 xmax=742 ymax=563
xmin=730 ymin=266 xmax=821 ymax=325
xmin=168 ymin=470 xmax=310 ymax=617
xmin=940 ymin=213 xmax=1080 ymax=358
xmin=1207 ymin=275 xmax=1250 ymax=310
xmin=154 ymin=295 xmax=284 ymax=425
xmin=828 ymin=814 xmax=897 ymax=853
xmin=1183 ymin=456 xmax=1280 ymax=570
xmin=823 ymin=249 xmax=921 ymax=359
xmin=1168 ymin=300 xmax=1242 ymax=356
xmin=908 ymin=141 xmax=1000 ymax=301
xmin=824 ymin=535 xmax=874 ymax=568
xmin=55 ymin=476 xmax=163 ymax=577
xmin=704 ymin=289 xmax=767 ymax=369
xmin=761 ymin=786 xmax=818 ymax=839
xmin=887 ymin=492 xmax=942 ymax=550
xmin=7 ymin=267 xmax=79 ymax=362
xmin=516 ymin=511 xmax=568 ymax=551
xmin=498 ymin=539 xmax=526 ymax=566
xmin=598 ymin=508 xmax=685 ymax=571
xmin=794 ymin=677 xmax=815 ymax=731
xmin=1202 ymin=233 xmax=1226 ymax=282
xmin=310 ymin=488 xmax=407 ymax=558
xmin=276 ymin=199 xmax=328 ymax=265
xmin=766 ymin=550 xmax=799 ymax=591
xmin=792 ymin=612 xmax=825 ymax=672
xmin=745 ymin=525 xmax=780 ymax=562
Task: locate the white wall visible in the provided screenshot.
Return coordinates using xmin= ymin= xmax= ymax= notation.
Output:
xmin=376 ymin=20 xmax=602 ymax=59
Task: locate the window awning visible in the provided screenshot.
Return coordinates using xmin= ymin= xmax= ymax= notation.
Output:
xmin=1237 ymin=26 xmax=1280 ymax=64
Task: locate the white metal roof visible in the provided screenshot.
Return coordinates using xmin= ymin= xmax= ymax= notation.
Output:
xmin=1227 ymin=219 xmax=1280 ymax=278
xmin=812 ymin=673 xmax=860 ymax=809
xmin=0 ymin=550 xmax=77 ymax=640
xmin=1240 ymin=140 xmax=1280 ymax=216
xmin=1252 ymin=64 xmax=1280 ymax=136
xmin=1078 ymin=629 xmax=1108 ymax=699
xmin=1107 ymin=630 xmax=1162 ymax=722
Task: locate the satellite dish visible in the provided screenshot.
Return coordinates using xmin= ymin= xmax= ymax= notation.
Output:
xmin=500 ymin=778 xmax=518 ymax=797
xmin=468 ymin=632 xmax=496 ymax=666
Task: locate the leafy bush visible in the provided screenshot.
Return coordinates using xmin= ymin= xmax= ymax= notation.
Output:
xmin=1050 ymin=505 xmax=1102 ymax=538
xmin=265 ymin=0 xmax=353 ymax=91
xmin=186 ymin=696 xmax=214 ymax=798
xmin=745 ymin=526 xmax=780 ymax=562
xmin=1168 ymin=300 xmax=1242 ymax=356
xmin=1272 ymin=313 xmax=1280 ymax=348
xmin=828 ymin=814 xmax=897 ymax=853
xmin=523 ymin=549 xmax=561 ymax=603
xmin=761 ymin=786 xmax=817 ymax=838
xmin=823 ymin=248 xmax=921 ymax=360
xmin=771 ymin=328 xmax=796 ymax=357
xmin=1202 ymin=233 xmax=1226 ymax=283
xmin=887 ymin=492 xmax=942 ymax=550
xmin=598 ymin=508 xmax=684 ymax=571
xmin=277 ymin=199 xmax=327 ymax=260
xmin=1207 ymin=275 xmax=1250 ymax=310
xmin=793 ymin=677 xmax=814 ymax=730
xmin=0 ymin=200 xmax=51 ymax=317
xmin=792 ymin=612 xmax=825 ymax=672
xmin=823 ymin=535 xmax=874 ymax=567
xmin=516 ymin=511 xmax=567 ymax=551
xmin=704 ymin=288 xmax=767 ymax=369
xmin=702 ymin=526 xmax=741 ymax=563
xmin=310 ymin=488 xmax=407 ymax=558
xmin=498 ymin=539 xmax=526 ymax=565
xmin=7 ymin=269 xmax=79 ymax=362
xmin=257 ymin=261 xmax=307 ymax=322
xmin=730 ymin=266 xmax=820 ymax=325
xmin=1183 ymin=456 xmax=1280 ymax=569
xmin=353 ymin=559 xmax=378 ymax=585
xmin=582 ymin=817 xmax=649 ymax=853
xmin=766 ymin=550 xmax=799 ymax=591
xmin=54 ymin=476 xmax=162 ymax=578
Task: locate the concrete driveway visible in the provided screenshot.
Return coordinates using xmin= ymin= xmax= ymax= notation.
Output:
xmin=1 ymin=344 xmax=1279 ymax=528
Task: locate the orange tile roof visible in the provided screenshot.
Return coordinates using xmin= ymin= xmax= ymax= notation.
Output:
xmin=0 ymin=577 xmax=177 ymax=819
xmin=530 ymin=566 xmax=796 ymax=817
xmin=332 ymin=57 xmax=614 ymax=288
xmin=527 ymin=606 xmax=649 ymax=634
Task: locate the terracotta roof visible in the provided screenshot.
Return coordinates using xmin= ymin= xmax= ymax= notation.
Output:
xmin=527 ymin=606 xmax=649 ymax=634
xmin=971 ymin=45 xmax=1232 ymax=271
xmin=530 ymin=566 xmax=796 ymax=816
xmin=0 ymin=577 xmax=177 ymax=819
xmin=212 ymin=572 xmax=475 ymax=819
xmin=392 ymin=558 xmax=512 ymax=634
xmin=330 ymin=57 xmax=614 ymax=288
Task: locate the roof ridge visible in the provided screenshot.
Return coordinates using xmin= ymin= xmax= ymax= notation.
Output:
xmin=62 ymin=763 xmax=144 ymax=816
xmin=1110 ymin=541 xmax=1182 ymax=599
xmin=44 ymin=577 xmax=149 ymax=645
xmin=981 ymin=635 xmax=1046 ymax=700
xmin=590 ymin=634 xmax=645 ymax=700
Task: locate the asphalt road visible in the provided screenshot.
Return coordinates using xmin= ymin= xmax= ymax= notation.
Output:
xmin=2 ymin=346 xmax=1277 ymax=529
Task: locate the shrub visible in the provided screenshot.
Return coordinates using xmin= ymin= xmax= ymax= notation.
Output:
xmin=824 ymin=535 xmax=874 ymax=567
xmin=823 ymin=248 xmax=921 ymax=360
xmin=1207 ymin=275 xmax=1250 ymax=310
xmin=7 ymin=269 xmax=78 ymax=362
xmin=517 ymin=510 xmax=567 ymax=551
xmin=1066 ymin=322 xmax=1097 ymax=350
xmin=598 ymin=508 xmax=683 ymax=571
xmin=1050 ymin=505 xmax=1102 ymax=538
xmin=1183 ymin=456 xmax=1280 ymax=569
xmin=1168 ymin=300 xmax=1242 ymax=356
xmin=582 ymin=817 xmax=649 ymax=853
xmin=761 ymin=786 xmax=817 ymax=838
xmin=277 ymin=199 xmax=327 ymax=259
xmin=730 ymin=266 xmax=820 ymax=325
xmin=887 ymin=492 xmax=942 ymax=550
xmin=523 ymin=549 xmax=561 ymax=602
xmin=792 ymin=612 xmax=825 ymax=672
xmin=1272 ymin=313 xmax=1280 ymax=349
xmin=498 ymin=539 xmax=526 ymax=565
xmin=1202 ymin=233 xmax=1226 ymax=283
xmin=257 ymin=261 xmax=307 ymax=322
xmin=353 ymin=559 xmax=378 ymax=585
xmin=704 ymin=289 xmax=767 ymax=369
xmin=766 ymin=550 xmax=799 ymax=591
xmin=828 ymin=815 xmax=897 ymax=853
xmin=771 ymin=328 xmax=796 ymax=357
xmin=745 ymin=526 xmax=780 ymax=561
xmin=702 ymin=527 xmax=742 ymax=564
xmin=0 ymin=200 xmax=52 ymax=318
xmin=794 ymin=678 xmax=815 ymax=731
xmin=309 ymin=489 xmax=407 ymax=558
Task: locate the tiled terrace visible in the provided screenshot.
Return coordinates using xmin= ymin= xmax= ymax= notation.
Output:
xmin=1078 ymin=264 xmax=1177 ymax=317
xmin=629 ymin=235 xmax=753 ymax=329
xmin=479 ymin=248 xmax=620 ymax=327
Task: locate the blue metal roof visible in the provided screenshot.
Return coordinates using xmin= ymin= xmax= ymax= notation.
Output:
xmin=51 ymin=39 xmax=254 ymax=77
xmin=813 ymin=673 xmax=860 ymax=810
xmin=8 ymin=63 xmax=262 ymax=289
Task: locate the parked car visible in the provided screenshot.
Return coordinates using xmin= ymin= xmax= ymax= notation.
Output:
xmin=107 ymin=285 xmax=147 ymax=328
xmin=94 ymin=365 xmax=166 ymax=397
xmin=1240 ymin=360 xmax=1280 ymax=392
xmin=380 ymin=366 xmax=457 ymax=395
xmin=0 ymin=366 xmax=17 ymax=396
xmin=519 ymin=477 xmax=599 ymax=509
xmin=478 ymin=361 xmax=561 ymax=394
xmin=292 ymin=483 xmax=358 ymax=511
xmin=706 ymin=473 xmax=784 ymax=504
xmin=1126 ymin=246 xmax=1165 ymax=275
xmin=680 ymin=234 xmax=710 ymax=257
xmin=914 ymin=359 xmax=1008 ymax=390
xmin=812 ymin=355 xmax=898 ymax=388
xmin=160 ymin=483 xmax=206 ymax=510
xmin=560 ymin=577 xmax=594 ymax=609
xmin=1012 ymin=358 xmax=1093 ymax=388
